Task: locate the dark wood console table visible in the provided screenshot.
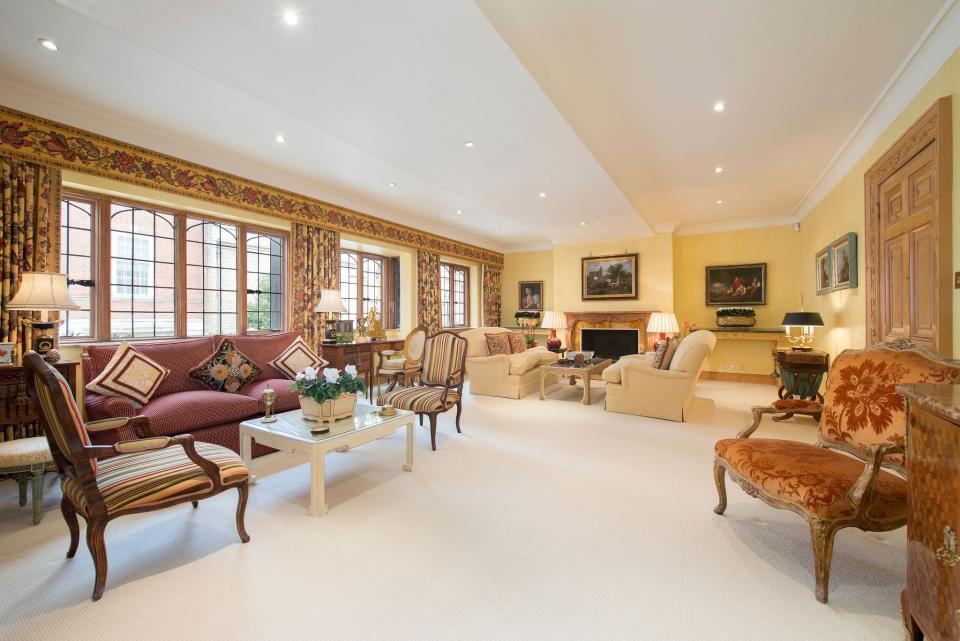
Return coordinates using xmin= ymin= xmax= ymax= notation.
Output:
xmin=319 ymin=340 xmax=405 ymax=402
xmin=0 ymin=360 xmax=80 ymax=442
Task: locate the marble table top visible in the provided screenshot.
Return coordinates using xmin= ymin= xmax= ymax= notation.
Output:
xmin=897 ymin=383 xmax=960 ymax=423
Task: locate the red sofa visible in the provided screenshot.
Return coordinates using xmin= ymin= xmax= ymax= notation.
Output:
xmin=82 ymin=333 xmax=307 ymax=457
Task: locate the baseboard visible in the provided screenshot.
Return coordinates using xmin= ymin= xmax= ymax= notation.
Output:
xmin=701 ymin=371 xmax=776 ymax=385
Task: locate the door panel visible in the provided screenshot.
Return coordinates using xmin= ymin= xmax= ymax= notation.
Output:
xmin=910 ymin=223 xmax=937 ymax=345
xmin=883 ymin=235 xmax=908 ymax=341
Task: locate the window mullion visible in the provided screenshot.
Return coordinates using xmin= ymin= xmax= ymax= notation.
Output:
xmin=175 ymin=214 xmax=187 ymax=337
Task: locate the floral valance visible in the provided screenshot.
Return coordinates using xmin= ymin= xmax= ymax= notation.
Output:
xmin=0 ymin=105 xmax=503 ymax=267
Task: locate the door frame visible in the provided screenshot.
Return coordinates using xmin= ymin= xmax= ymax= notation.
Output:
xmin=864 ymin=96 xmax=952 ymax=355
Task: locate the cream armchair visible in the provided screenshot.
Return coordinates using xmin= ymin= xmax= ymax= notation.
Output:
xmin=462 ymin=327 xmax=559 ymax=399
xmin=602 ymin=330 xmax=717 ymax=421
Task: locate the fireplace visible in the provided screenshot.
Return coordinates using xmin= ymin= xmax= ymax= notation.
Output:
xmin=580 ymin=328 xmax=641 ymax=360
xmin=561 ymin=310 xmax=656 ymax=354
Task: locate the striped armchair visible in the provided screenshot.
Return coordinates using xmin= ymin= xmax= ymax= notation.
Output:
xmin=24 ymin=352 xmax=251 ymax=601
xmin=378 ymin=331 xmax=467 ymax=450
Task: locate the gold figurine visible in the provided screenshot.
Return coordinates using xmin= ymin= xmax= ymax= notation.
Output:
xmin=261 ymin=386 xmax=278 ymax=423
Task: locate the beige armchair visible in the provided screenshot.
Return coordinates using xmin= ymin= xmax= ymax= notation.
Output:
xmin=462 ymin=327 xmax=559 ymax=399
xmin=602 ymin=330 xmax=716 ymax=421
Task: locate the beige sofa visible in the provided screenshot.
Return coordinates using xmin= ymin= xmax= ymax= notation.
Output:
xmin=602 ymin=330 xmax=717 ymax=421
xmin=462 ymin=327 xmax=560 ymax=399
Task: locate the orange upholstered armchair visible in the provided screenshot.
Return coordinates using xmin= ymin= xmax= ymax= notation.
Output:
xmin=713 ymin=340 xmax=960 ymax=603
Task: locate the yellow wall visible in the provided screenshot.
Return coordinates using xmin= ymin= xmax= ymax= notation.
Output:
xmin=674 ymin=225 xmax=799 ymax=375
xmin=500 ymin=250 xmax=553 ymax=326
xmin=799 ymin=47 xmax=960 ymax=358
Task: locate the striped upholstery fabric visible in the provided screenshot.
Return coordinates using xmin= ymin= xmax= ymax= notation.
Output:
xmin=35 ymin=369 xmax=95 ymax=473
xmin=61 ymin=442 xmax=248 ymax=516
xmin=421 ymin=333 xmax=466 ymax=386
xmin=378 ymin=387 xmax=461 ymax=412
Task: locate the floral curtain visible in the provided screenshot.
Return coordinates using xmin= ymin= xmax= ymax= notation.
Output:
xmin=416 ymin=250 xmax=441 ymax=335
xmin=482 ymin=265 xmax=502 ymax=327
xmin=291 ymin=223 xmax=339 ymax=350
xmin=0 ymin=155 xmax=60 ymax=346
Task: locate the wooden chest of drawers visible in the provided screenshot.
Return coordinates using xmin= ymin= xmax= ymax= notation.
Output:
xmin=900 ymin=384 xmax=960 ymax=641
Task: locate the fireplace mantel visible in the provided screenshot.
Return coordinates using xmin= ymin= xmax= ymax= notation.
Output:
xmin=562 ymin=311 xmax=658 ymax=352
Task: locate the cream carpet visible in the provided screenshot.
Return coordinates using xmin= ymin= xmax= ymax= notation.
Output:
xmin=0 ymin=380 xmax=905 ymax=641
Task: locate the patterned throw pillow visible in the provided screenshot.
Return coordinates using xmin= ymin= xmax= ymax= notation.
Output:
xmin=485 ymin=333 xmax=512 ymax=356
xmin=651 ymin=339 xmax=669 ymax=369
xmin=85 ymin=342 xmax=170 ymax=405
xmin=660 ymin=337 xmax=680 ymax=370
xmin=189 ymin=339 xmax=261 ymax=393
xmin=269 ymin=336 xmax=328 ymax=379
xmin=506 ymin=332 xmax=527 ymax=353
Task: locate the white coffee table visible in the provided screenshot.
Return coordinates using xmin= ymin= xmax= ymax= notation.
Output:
xmin=239 ymin=404 xmax=415 ymax=516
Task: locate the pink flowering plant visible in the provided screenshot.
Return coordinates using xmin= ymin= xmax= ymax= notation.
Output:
xmin=290 ymin=364 xmax=366 ymax=403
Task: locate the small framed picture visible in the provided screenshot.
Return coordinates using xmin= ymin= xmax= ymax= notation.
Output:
xmin=0 ymin=342 xmax=14 ymax=365
xmin=518 ymin=281 xmax=544 ymax=311
xmin=815 ymin=246 xmax=833 ymax=294
xmin=830 ymin=233 xmax=858 ymax=290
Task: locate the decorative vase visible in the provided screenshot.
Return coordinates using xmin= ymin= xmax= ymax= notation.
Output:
xmin=300 ymin=393 xmax=358 ymax=423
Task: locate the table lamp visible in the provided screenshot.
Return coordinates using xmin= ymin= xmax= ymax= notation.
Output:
xmin=647 ymin=312 xmax=679 ymax=341
xmin=781 ymin=311 xmax=824 ymax=351
xmin=314 ymin=289 xmax=347 ymax=345
xmin=541 ymin=310 xmax=566 ymax=351
xmin=5 ymin=272 xmax=80 ymax=358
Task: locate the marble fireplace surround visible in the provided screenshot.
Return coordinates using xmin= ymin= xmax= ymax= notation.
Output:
xmin=562 ymin=311 xmax=657 ymax=354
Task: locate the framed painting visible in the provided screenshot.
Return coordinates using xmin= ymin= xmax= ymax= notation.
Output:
xmin=830 ymin=233 xmax=858 ymax=290
xmin=815 ymin=246 xmax=833 ymax=294
xmin=581 ymin=254 xmax=638 ymax=300
xmin=705 ymin=263 xmax=766 ymax=305
xmin=518 ymin=281 xmax=544 ymax=311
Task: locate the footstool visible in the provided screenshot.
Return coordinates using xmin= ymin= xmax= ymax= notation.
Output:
xmin=0 ymin=437 xmax=53 ymax=524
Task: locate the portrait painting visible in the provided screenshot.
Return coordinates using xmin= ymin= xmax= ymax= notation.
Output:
xmin=815 ymin=246 xmax=833 ymax=294
xmin=705 ymin=263 xmax=766 ymax=305
xmin=518 ymin=281 xmax=544 ymax=311
xmin=830 ymin=233 xmax=858 ymax=290
xmin=581 ymin=254 xmax=638 ymax=300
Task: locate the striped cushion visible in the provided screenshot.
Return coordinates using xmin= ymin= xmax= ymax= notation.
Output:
xmin=378 ymin=387 xmax=460 ymax=412
xmin=61 ymin=442 xmax=248 ymax=516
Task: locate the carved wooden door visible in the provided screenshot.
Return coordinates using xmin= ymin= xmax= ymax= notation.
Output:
xmin=876 ymin=142 xmax=940 ymax=351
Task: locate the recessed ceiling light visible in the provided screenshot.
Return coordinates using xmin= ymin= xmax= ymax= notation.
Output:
xmin=499 ymin=227 xmax=505 ymax=231
xmin=282 ymin=10 xmax=299 ymax=25
xmin=714 ymin=166 xmax=724 ymax=174
xmin=464 ymin=141 xmax=475 ymax=148
xmin=580 ymin=221 xmax=587 ymax=226
xmin=274 ymin=134 xmax=285 ymax=144
xmin=715 ymin=200 xmax=724 ymax=205
xmin=539 ymin=192 xmax=547 ymax=198
xmin=456 ymin=210 xmax=462 ymax=215
xmin=713 ymin=101 xmax=725 ymax=112
xmin=389 ymin=182 xmax=397 ymax=187
xmin=38 ymin=38 xmax=58 ymax=51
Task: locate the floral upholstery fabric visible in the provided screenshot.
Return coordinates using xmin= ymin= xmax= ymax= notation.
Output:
xmin=0 ymin=436 xmax=52 ymax=466
xmin=482 ymin=265 xmax=502 ymax=328
xmin=417 ymin=251 xmax=442 ymax=335
xmin=378 ymin=387 xmax=461 ymax=412
xmin=818 ymin=344 xmax=960 ymax=467
xmin=651 ymin=339 xmax=669 ymax=368
xmin=60 ymin=442 xmax=248 ymax=516
xmin=485 ymin=333 xmax=511 ymax=356
xmin=189 ymin=339 xmax=261 ymax=393
xmin=291 ymin=225 xmax=340 ymax=351
xmin=715 ymin=438 xmax=907 ymax=522
xmin=506 ymin=332 xmax=527 ymax=353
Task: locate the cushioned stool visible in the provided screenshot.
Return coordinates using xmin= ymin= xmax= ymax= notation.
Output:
xmin=0 ymin=437 xmax=53 ymax=524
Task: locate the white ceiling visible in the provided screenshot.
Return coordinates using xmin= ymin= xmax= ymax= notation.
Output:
xmin=0 ymin=0 xmax=951 ymax=250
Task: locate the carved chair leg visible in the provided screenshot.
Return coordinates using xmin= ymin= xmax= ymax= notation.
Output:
xmin=809 ymin=520 xmax=839 ymax=603
xmin=428 ymin=414 xmax=438 ymax=451
xmin=30 ymin=465 xmax=45 ymax=524
xmin=17 ymin=472 xmax=28 ymax=507
xmin=455 ymin=401 xmax=462 ymax=433
xmin=61 ymin=498 xmax=80 ymax=558
xmin=235 ymin=483 xmax=251 ymax=543
xmin=191 ymin=500 xmax=199 ymax=509
xmin=86 ymin=518 xmax=108 ymax=601
xmin=713 ymin=462 xmax=728 ymax=515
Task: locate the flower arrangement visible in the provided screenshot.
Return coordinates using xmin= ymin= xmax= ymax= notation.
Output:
xmin=290 ymin=365 xmax=366 ymax=403
xmin=716 ymin=307 xmax=756 ymax=327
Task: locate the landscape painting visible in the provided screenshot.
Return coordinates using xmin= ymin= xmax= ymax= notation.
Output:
xmin=705 ymin=263 xmax=766 ymax=305
xmin=582 ymin=253 xmax=638 ymax=300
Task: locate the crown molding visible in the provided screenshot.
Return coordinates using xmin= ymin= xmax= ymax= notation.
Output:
xmin=0 ymin=78 xmax=507 ymax=256
xmin=674 ymin=215 xmax=799 ymax=237
xmin=789 ymin=0 xmax=960 ymax=221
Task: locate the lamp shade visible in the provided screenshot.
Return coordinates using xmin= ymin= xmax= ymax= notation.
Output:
xmin=647 ymin=312 xmax=679 ymax=334
xmin=781 ymin=312 xmax=824 ymax=327
xmin=314 ymin=289 xmax=347 ymax=313
xmin=541 ymin=310 xmax=565 ymax=330
xmin=6 ymin=272 xmax=80 ymax=311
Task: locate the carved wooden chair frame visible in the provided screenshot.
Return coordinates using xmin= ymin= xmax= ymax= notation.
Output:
xmin=23 ymin=351 xmax=251 ymax=601
xmin=374 ymin=324 xmax=427 ymax=393
xmin=381 ymin=331 xmax=467 ymax=451
xmin=713 ymin=339 xmax=956 ymax=603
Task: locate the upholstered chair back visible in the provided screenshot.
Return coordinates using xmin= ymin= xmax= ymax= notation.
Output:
xmin=818 ymin=340 xmax=960 ymax=471
xmin=24 ymin=351 xmax=96 ymax=478
xmin=406 ymin=326 xmax=428 ymax=364
xmin=421 ymin=331 xmax=468 ymax=386
xmin=668 ymin=330 xmax=717 ymax=375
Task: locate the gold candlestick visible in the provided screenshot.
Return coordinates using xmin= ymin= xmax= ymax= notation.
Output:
xmin=261 ymin=387 xmax=278 ymax=423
